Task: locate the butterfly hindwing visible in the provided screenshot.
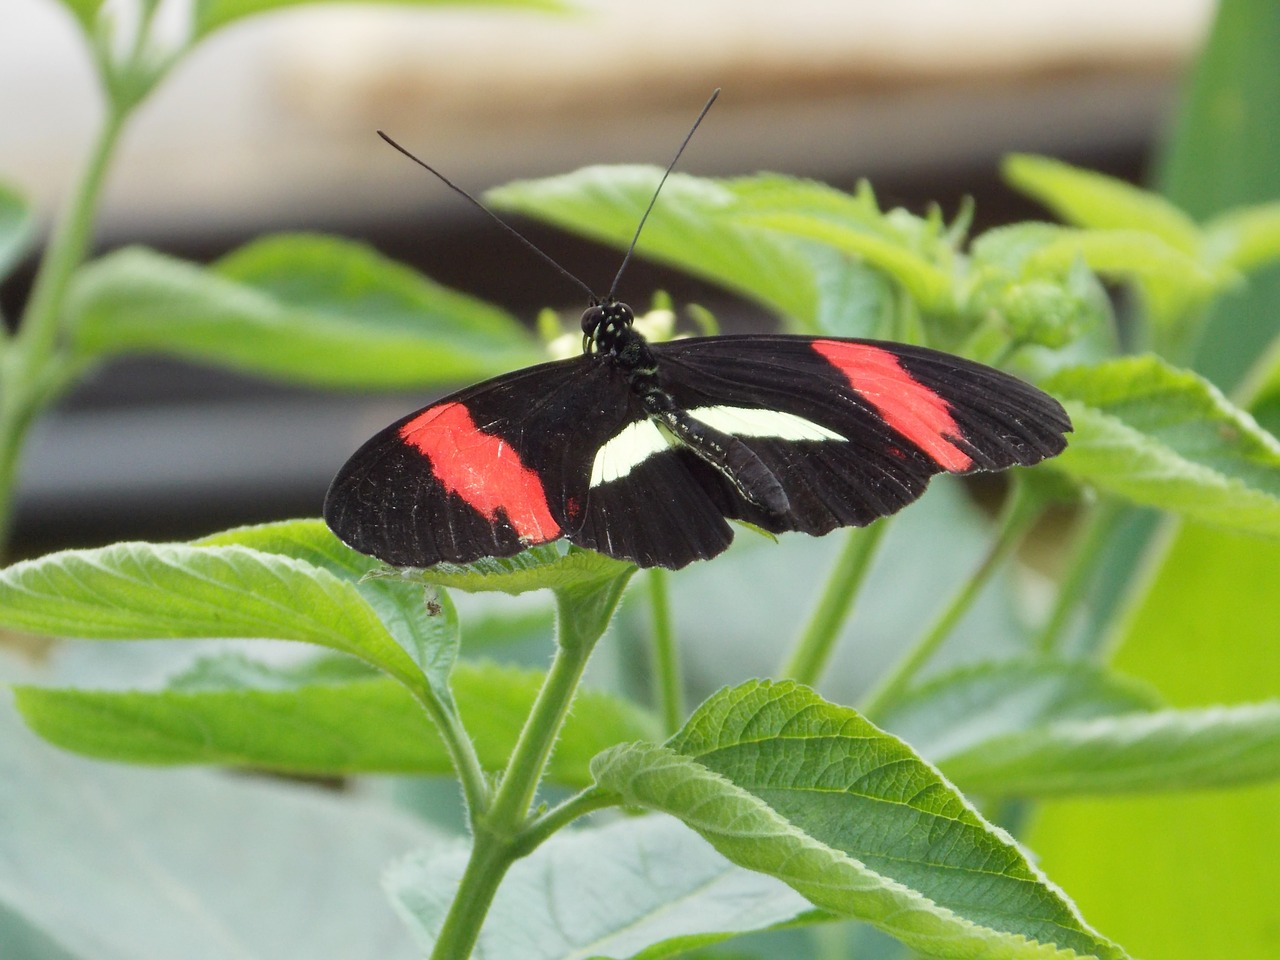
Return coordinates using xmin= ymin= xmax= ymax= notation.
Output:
xmin=572 ymin=433 xmax=739 ymax=567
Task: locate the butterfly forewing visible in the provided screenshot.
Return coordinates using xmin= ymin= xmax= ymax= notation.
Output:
xmin=655 ymin=335 xmax=1070 ymax=472
xmin=324 ymin=356 xmax=638 ymax=566
xmin=568 ymin=335 xmax=1069 ymax=567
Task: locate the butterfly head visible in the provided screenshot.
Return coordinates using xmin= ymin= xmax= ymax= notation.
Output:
xmin=581 ymin=300 xmax=635 ymax=355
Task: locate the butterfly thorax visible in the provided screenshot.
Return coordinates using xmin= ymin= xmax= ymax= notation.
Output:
xmin=579 ymin=299 xmax=792 ymax=515
xmin=581 ymin=300 xmax=659 ymax=383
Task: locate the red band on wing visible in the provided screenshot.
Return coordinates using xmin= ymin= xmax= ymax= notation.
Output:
xmin=399 ymin=402 xmax=561 ymax=542
xmin=811 ymin=340 xmax=973 ymax=471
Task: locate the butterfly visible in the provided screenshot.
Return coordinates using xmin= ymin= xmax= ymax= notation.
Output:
xmin=324 ymin=93 xmax=1071 ymax=571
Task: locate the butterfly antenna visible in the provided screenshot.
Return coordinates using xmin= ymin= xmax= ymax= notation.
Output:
xmin=377 ymin=131 xmax=598 ymax=302
xmin=606 ymin=88 xmax=720 ymax=302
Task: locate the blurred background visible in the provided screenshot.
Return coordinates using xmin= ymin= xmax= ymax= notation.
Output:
xmin=0 ymin=0 xmax=1212 ymax=557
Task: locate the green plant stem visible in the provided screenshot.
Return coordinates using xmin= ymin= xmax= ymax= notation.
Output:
xmin=0 ymin=353 xmax=96 ymax=557
xmin=779 ymin=522 xmax=888 ymax=685
xmin=860 ymin=479 xmax=1043 ymax=719
xmin=519 ymin=786 xmax=617 ymax=855
xmin=0 ymin=104 xmax=128 ymax=557
xmin=485 ymin=629 xmax=598 ymax=831
xmin=429 ymin=646 xmax=592 ymax=960
xmin=428 ymin=832 xmax=516 ymax=960
xmin=18 ymin=104 xmax=125 ymax=369
xmin=429 ymin=575 xmax=629 ymax=960
xmin=0 ymin=401 xmax=25 ymax=560
xmin=646 ymin=568 xmax=683 ymax=733
xmin=1035 ymin=498 xmax=1121 ymax=655
xmin=424 ymin=696 xmax=490 ymax=827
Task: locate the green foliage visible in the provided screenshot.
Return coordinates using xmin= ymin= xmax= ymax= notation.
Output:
xmin=1004 ymin=154 xmax=1203 ymax=253
xmin=191 ymin=0 xmax=567 ymax=40
xmin=1045 ymin=355 xmax=1280 ymax=534
xmin=19 ymin=509 xmax=1270 ymax=956
xmin=15 ymin=655 xmax=656 ymax=785
xmin=1032 ymin=521 xmax=1280 ymax=960
xmin=1004 ymin=149 xmax=1280 ymax=360
xmin=66 ymin=238 xmax=539 ymax=387
xmin=0 ymin=695 xmax=435 ymax=960
xmin=50 ymin=0 xmax=104 ymax=34
xmin=1158 ymin=0 xmax=1280 ymax=391
xmin=0 ymin=540 xmax=427 ymax=690
xmin=943 ymin=702 xmax=1280 ymax=796
xmin=1027 ymin=7 xmax=1280 ymax=958
xmin=5 ymin=1 xmax=1280 ymax=956
xmin=387 ymin=815 xmax=817 ymax=959
xmin=594 ymin=681 xmax=1127 ymax=960
xmin=489 ymin=168 xmax=896 ymax=336
xmin=398 ymin=543 xmax=636 ymax=595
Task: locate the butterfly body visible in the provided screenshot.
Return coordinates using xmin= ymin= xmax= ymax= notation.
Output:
xmin=324 ymin=302 xmax=1071 ymax=569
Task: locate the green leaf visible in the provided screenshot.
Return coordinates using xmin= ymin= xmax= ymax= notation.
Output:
xmin=876 ymin=661 xmax=1277 ymax=799
xmin=401 ymin=544 xmax=635 ymax=596
xmin=198 ymin=518 xmax=467 ymax=697
xmin=970 ymin=222 xmax=1068 ymax=273
xmin=0 ymin=695 xmax=431 ymax=960
xmin=1033 ymin=8 xmax=1280 ymax=952
xmin=213 ymin=519 xmax=462 ymax=699
xmin=1203 ymin=201 xmax=1280 ymax=273
xmin=66 ymin=238 xmax=538 ymax=388
xmin=728 ymin=176 xmax=961 ymax=313
xmin=50 ymin=0 xmax=105 ymax=33
xmin=1158 ymin=0 xmax=1280 ymax=389
xmin=593 ymin=681 xmax=1126 ymax=960
xmin=1001 ymin=157 xmax=1231 ymax=332
xmin=172 ymin=649 xmax=378 ymax=688
xmin=734 ymin=207 xmax=953 ymax=314
xmin=0 ymin=541 xmax=427 ymax=694
xmin=1242 ymin=341 xmax=1280 ymax=430
xmin=1003 ymin=154 xmax=1203 ymax=254
xmin=0 ymin=182 xmax=34 ymax=283
xmin=879 ymin=658 xmax=1160 ymax=764
xmin=943 ymin=702 xmax=1280 ymax=796
xmin=966 ymin=224 xmax=1116 ymax=354
xmin=0 ymin=900 xmax=82 ymax=960
xmin=1045 ymin=354 xmax=1280 ymax=534
xmin=387 ymin=814 xmax=818 ymax=959
xmin=14 ymin=655 xmax=657 ymax=785
xmin=1031 ymin=520 xmax=1280 ymax=960
xmin=193 ymin=0 xmax=567 ymax=40
xmin=196 ymin=518 xmax=557 ymax=652
xmin=196 ymin=517 xmax=378 ymax=577
xmin=1021 ymin=228 xmax=1217 ymax=295
xmin=489 ymin=168 xmax=890 ymax=334
xmin=1021 ymin=228 xmax=1223 ymax=324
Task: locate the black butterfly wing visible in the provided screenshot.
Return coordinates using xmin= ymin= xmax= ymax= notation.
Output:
xmin=580 ymin=335 xmax=1070 ymax=553
xmin=567 ymin=442 xmax=741 ymax=568
xmin=325 ymin=354 xmax=744 ymax=570
xmin=324 ymin=356 xmax=635 ymax=567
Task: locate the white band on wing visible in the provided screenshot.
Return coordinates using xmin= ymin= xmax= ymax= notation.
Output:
xmin=589 ymin=419 xmax=673 ymax=487
xmin=589 ymin=406 xmax=841 ymax=488
xmin=686 ymin=405 xmax=843 ymax=442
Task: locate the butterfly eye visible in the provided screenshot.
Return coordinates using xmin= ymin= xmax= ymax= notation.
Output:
xmin=580 ymin=305 xmax=605 ymax=336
